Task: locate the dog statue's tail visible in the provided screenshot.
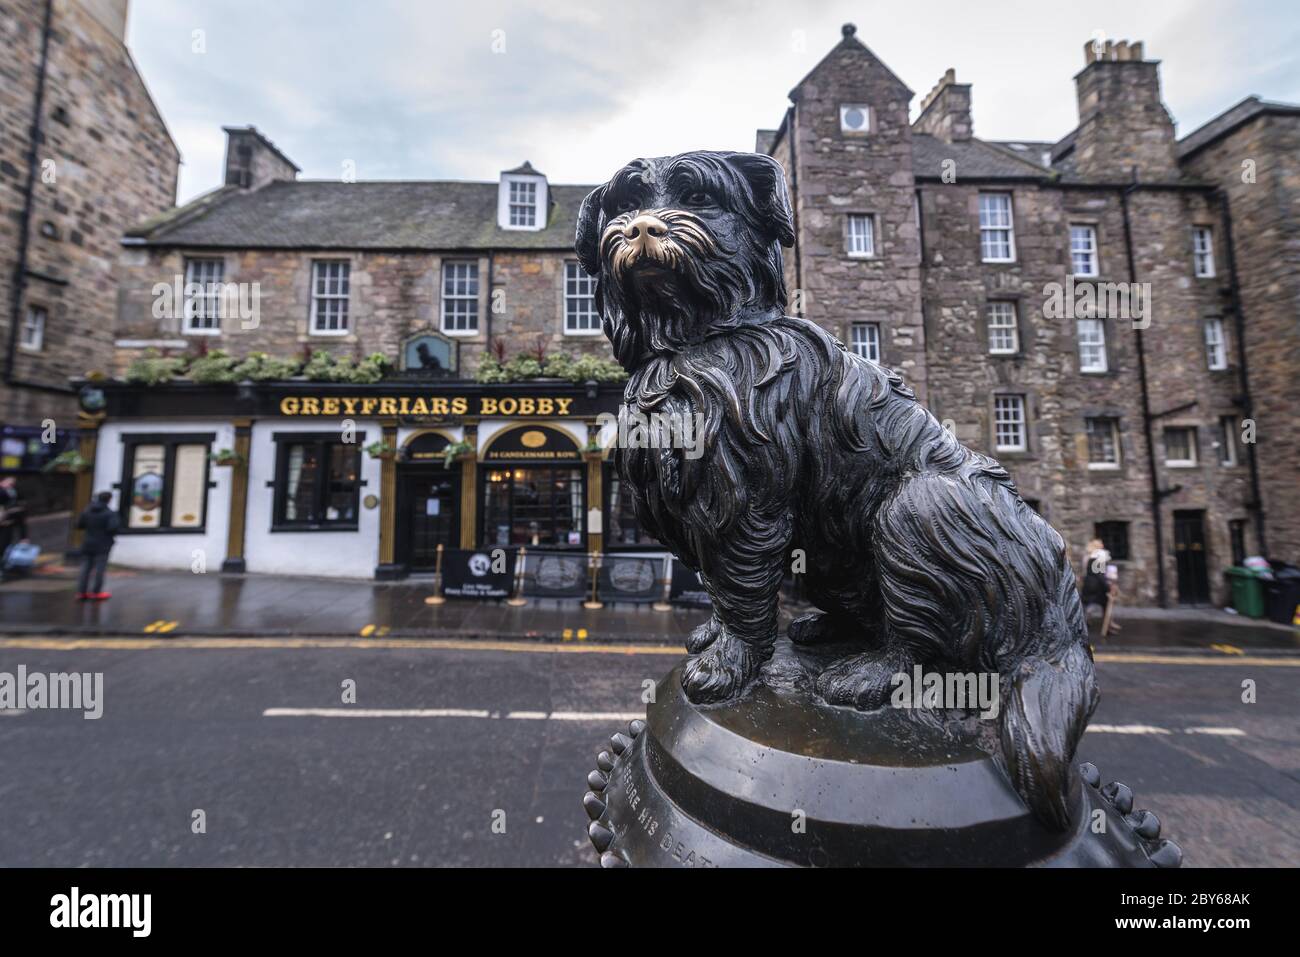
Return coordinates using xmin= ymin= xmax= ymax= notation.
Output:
xmin=998 ymin=561 xmax=1100 ymax=831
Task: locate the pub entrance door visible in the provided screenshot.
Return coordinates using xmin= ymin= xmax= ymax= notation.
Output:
xmin=395 ymin=469 xmax=461 ymax=572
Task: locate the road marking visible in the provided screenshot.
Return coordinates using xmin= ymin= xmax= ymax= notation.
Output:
xmin=142 ymin=620 xmax=179 ymax=634
xmin=263 ymin=707 xmax=643 ymax=722
xmin=0 ymin=709 xmax=27 ymax=717
xmin=1088 ymin=723 xmax=1246 ymax=736
xmin=0 ymin=636 xmax=1296 ymax=666
xmin=1211 ymin=643 xmax=1245 ymax=655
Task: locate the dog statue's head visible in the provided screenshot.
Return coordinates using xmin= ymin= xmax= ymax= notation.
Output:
xmin=575 ymin=151 xmax=795 ymax=367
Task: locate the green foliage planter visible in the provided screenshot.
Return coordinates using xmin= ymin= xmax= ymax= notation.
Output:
xmin=187 ymin=350 xmax=242 ymax=384
xmin=441 ymin=440 xmax=475 ymax=469
xmin=208 ymin=449 xmax=246 ymax=468
xmin=42 ymin=450 xmax=91 ymax=474
xmin=475 ymin=351 xmax=626 ymax=385
xmin=364 ymin=440 xmax=400 ymax=461
xmin=302 ymin=351 xmax=390 ymax=384
xmin=232 ymin=352 xmax=301 ymax=382
xmin=124 ymin=350 xmax=188 ymax=386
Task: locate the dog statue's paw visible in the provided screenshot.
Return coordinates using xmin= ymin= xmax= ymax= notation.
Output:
xmin=685 ymin=615 xmax=723 ymax=654
xmin=681 ymin=632 xmax=770 ymax=705
xmin=815 ymin=649 xmax=911 ymax=711
xmin=788 ymin=612 xmax=839 ymax=646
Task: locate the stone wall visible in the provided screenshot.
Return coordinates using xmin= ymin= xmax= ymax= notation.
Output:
xmin=0 ymin=0 xmax=179 ymax=427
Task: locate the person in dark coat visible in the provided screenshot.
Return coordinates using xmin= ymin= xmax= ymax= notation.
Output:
xmin=76 ymin=491 xmax=119 ymax=600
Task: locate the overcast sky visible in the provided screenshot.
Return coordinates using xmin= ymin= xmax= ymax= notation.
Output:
xmin=125 ymin=0 xmax=1300 ymax=204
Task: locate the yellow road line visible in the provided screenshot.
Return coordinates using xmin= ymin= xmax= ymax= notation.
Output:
xmin=0 ymin=636 xmax=1295 ymax=665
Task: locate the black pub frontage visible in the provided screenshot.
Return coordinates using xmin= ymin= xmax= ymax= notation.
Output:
xmin=73 ymin=378 xmax=670 ymax=585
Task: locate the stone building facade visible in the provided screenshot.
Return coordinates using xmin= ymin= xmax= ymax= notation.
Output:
xmin=760 ymin=25 xmax=1298 ymax=607
xmin=0 ymin=0 xmax=178 ymax=461
xmin=85 ymin=24 xmax=1297 ymax=603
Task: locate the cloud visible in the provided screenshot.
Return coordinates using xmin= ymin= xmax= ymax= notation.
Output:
xmin=125 ymin=0 xmax=1300 ymax=202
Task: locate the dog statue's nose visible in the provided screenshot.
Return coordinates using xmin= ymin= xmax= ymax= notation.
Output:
xmin=622 ymin=214 xmax=669 ymax=244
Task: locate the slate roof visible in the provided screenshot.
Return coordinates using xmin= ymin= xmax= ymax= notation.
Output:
xmin=910 ymin=134 xmax=1051 ymax=180
xmin=127 ymin=179 xmax=598 ymax=250
xmin=1177 ymin=96 xmax=1300 ymax=158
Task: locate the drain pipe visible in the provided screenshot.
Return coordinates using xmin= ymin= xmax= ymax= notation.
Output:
xmin=1215 ymin=189 xmax=1267 ymax=556
xmin=1119 ymin=175 xmax=1168 ymax=608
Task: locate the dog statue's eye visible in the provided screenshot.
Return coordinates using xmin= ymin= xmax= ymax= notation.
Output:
xmin=685 ymin=191 xmax=712 ymax=207
xmin=615 ymin=200 xmax=638 ymax=214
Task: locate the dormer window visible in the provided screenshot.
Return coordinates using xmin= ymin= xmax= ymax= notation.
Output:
xmin=498 ymin=162 xmax=548 ymax=231
xmin=509 ymin=181 xmax=536 ymax=227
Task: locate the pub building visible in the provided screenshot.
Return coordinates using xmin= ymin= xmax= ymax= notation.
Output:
xmin=74 ymin=376 xmax=671 ymax=585
xmin=69 ymin=129 xmax=692 ymax=600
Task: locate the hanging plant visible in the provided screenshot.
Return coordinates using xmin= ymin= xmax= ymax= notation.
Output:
xmin=441 ymin=439 xmax=475 ymax=469
xmin=208 ymin=448 xmax=246 ymax=467
xmin=124 ymin=348 xmax=188 ymax=385
xmin=364 ymin=439 xmax=400 ymax=461
xmin=43 ymin=450 xmax=91 ymax=474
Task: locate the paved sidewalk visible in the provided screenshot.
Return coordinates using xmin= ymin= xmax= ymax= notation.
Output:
xmin=1 ymin=559 xmax=1296 ymax=650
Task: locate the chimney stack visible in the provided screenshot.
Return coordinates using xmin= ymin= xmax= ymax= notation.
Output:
xmin=222 ymin=126 xmax=300 ymax=190
xmin=914 ymin=68 xmax=972 ymax=143
xmin=1073 ymin=39 xmax=1176 ymax=180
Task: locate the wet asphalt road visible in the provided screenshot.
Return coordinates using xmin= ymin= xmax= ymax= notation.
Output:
xmin=0 ymin=638 xmax=1295 ymax=867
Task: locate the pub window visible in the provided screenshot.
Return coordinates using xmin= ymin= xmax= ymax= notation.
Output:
xmin=1094 ymin=521 xmax=1130 ymax=562
xmin=272 ymin=433 xmax=364 ymax=531
xmin=119 ymin=433 xmax=215 ymax=532
xmin=1192 ymin=226 xmax=1216 ymax=278
xmin=979 ymin=192 xmax=1016 ymax=263
xmin=1069 ymin=224 xmax=1099 ymax=277
xmin=482 ymin=465 xmax=585 ymax=549
xmin=1085 ymin=417 xmax=1120 ymax=469
xmin=850 ymin=322 xmax=880 ymax=362
xmin=441 ymin=261 xmax=479 ymax=334
xmin=509 ymin=180 xmax=537 ymax=227
xmin=184 ymin=258 xmax=224 ymax=334
xmin=20 ymin=305 xmax=46 ymax=352
xmin=310 ymin=260 xmax=350 ymax=335
xmin=564 ymin=261 xmax=599 ymax=334
xmin=1077 ymin=318 xmax=1107 ymax=373
xmin=1204 ymin=317 xmax=1227 ymax=370
xmin=1164 ymin=427 xmax=1198 ymax=468
xmin=987 ymin=301 xmax=1018 ymax=355
xmin=605 ymin=466 xmax=657 ymax=547
xmin=993 ymin=394 xmax=1027 ymax=452
xmin=846 ymin=214 xmax=875 ymax=257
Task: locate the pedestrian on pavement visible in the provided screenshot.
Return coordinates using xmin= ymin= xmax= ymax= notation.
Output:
xmin=1080 ymin=537 xmax=1120 ymax=639
xmin=76 ymin=491 xmax=119 ymax=601
xmin=0 ymin=475 xmax=29 ymax=553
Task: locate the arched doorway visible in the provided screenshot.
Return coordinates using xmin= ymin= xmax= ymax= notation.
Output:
xmin=395 ymin=430 xmax=461 ymax=571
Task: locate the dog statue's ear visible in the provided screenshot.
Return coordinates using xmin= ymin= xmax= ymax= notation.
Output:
xmin=727 ymin=152 xmax=796 ymax=248
xmin=575 ymin=184 xmax=607 ymax=275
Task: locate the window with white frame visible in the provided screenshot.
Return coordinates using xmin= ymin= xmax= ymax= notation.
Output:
xmin=310 ymin=261 xmax=350 ymax=335
xmin=1164 ymin=427 xmax=1198 ymax=467
xmin=987 ymin=301 xmax=1019 ymax=354
xmin=20 ymin=304 xmax=45 ymax=352
xmin=183 ymin=258 xmax=224 ymax=333
xmin=1219 ymin=416 xmax=1239 ymax=467
xmin=994 ymin=395 xmax=1027 ymax=452
xmin=1204 ymin=317 xmax=1227 ymax=370
xmin=846 ymin=214 xmax=875 ymax=257
xmin=1077 ymin=318 xmax=1108 ymax=373
xmin=509 ymin=180 xmax=537 ymax=228
xmin=1192 ymin=226 xmax=1215 ymax=278
xmin=564 ymin=261 xmax=599 ymax=334
xmin=441 ymin=261 xmax=479 ymax=334
xmin=1085 ymin=417 xmax=1120 ymax=469
xmin=850 ymin=322 xmax=880 ymax=362
xmin=978 ymin=193 xmax=1015 ymax=262
xmin=1069 ymin=224 xmax=1099 ymax=277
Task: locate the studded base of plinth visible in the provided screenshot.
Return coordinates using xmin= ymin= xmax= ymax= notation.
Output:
xmin=582 ymin=644 xmax=1182 ymax=868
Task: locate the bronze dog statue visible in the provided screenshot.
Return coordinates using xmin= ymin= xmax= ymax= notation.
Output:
xmin=575 ymin=150 xmax=1099 ymax=830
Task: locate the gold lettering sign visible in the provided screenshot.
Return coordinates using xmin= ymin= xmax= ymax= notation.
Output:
xmin=276 ymin=395 xmax=582 ymax=418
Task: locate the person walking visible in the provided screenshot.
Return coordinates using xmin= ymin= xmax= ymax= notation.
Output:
xmin=76 ymin=491 xmax=119 ymax=601
xmin=1080 ymin=537 xmax=1120 ymax=639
